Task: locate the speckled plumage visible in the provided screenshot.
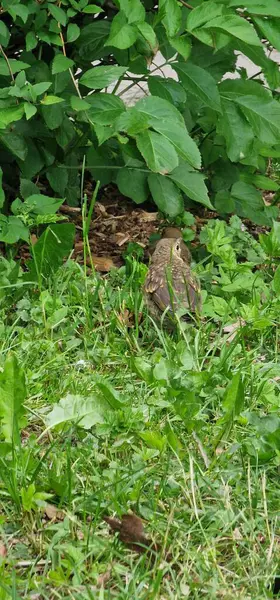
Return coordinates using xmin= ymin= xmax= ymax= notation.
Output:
xmin=144 ymin=237 xmax=201 ymax=323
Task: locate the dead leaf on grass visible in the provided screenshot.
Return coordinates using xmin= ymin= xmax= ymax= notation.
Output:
xmin=97 ymin=569 xmax=111 ymax=588
xmin=0 ymin=542 xmax=7 ymax=558
xmin=86 ymin=256 xmax=115 ymax=272
xmin=223 ymin=319 xmax=246 ymax=342
xmin=44 ymin=504 xmax=64 ymax=521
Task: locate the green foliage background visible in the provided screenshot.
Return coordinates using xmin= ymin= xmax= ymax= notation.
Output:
xmin=1 ymin=0 xmax=280 ymax=244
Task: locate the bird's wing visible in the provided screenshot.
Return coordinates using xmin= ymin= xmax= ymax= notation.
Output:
xmin=145 ymin=263 xmax=201 ymax=314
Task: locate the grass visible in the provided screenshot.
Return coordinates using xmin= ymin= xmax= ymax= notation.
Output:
xmin=0 ymin=215 xmax=280 ymax=599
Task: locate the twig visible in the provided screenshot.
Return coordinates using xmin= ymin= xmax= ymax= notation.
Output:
xmin=178 ymin=0 xmax=193 ymax=9
xmin=0 ymin=44 xmax=14 ymax=82
xmin=59 ymin=31 xmax=82 ymax=99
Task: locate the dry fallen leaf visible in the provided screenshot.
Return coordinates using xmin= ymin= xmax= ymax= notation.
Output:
xmin=0 ymin=542 xmax=7 ymax=558
xmin=223 ymin=319 xmax=246 ymax=342
xmin=97 ymin=569 xmax=111 ymax=588
xmin=44 ymin=504 xmax=64 ymax=521
xmin=87 ymin=256 xmax=115 ymax=272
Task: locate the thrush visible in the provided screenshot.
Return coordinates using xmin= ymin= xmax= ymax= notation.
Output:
xmin=144 ymin=235 xmax=201 ymax=323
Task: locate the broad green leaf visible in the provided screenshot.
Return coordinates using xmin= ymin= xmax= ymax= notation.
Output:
xmin=119 ymin=0 xmax=145 ymax=23
xmin=52 ymin=54 xmax=74 ymax=75
xmin=151 ymin=121 xmax=201 ymax=169
xmin=168 ymin=34 xmax=191 ymax=60
xmin=8 ymin=3 xmax=29 ymax=23
xmin=40 ymin=95 xmax=64 ymax=105
xmin=160 ymin=0 xmax=181 ymax=38
xmin=231 ymin=181 xmax=264 ymax=222
xmin=26 ymin=31 xmax=38 ymax=51
xmin=0 ymin=21 xmax=10 ymax=47
xmin=116 ymin=108 xmax=150 ymax=135
xmin=134 ymin=95 xmax=184 ymax=126
xmin=0 ymin=168 xmax=4 ymax=209
xmin=20 ymin=178 xmax=40 ymax=200
xmin=253 ymin=17 xmax=280 ymax=52
xmin=47 ymin=307 xmax=68 ymax=329
xmin=203 ymin=14 xmax=262 ymax=46
xmin=24 ymin=102 xmax=37 ymax=120
xmin=80 ymin=65 xmax=127 ymax=89
xmin=45 ymin=394 xmax=110 ymax=429
xmin=234 ymin=39 xmax=280 ymax=90
xmin=117 ymin=168 xmax=149 ymax=204
xmin=105 ymin=11 xmax=138 ymax=49
xmin=223 ymin=372 xmax=244 ymax=418
xmin=48 ymin=4 xmax=67 ymax=26
xmin=77 ymin=21 xmax=111 ymax=61
xmin=186 ymin=2 xmax=225 ymax=30
xmin=0 ymin=104 xmax=25 ymax=128
xmin=174 ymin=62 xmax=222 ymax=113
xmin=25 ymin=223 xmax=75 ymax=282
xmin=169 ymin=165 xmax=213 ymax=209
xmin=67 ymin=23 xmax=80 ymax=43
xmin=83 ymin=4 xmax=104 ymax=13
xmin=86 ymin=93 xmax=125 ymax=124
xmin=219 ymin=77 xmax=271 ymax=101
xmin=137 ymin=22 xmax=157 ymax=49
xmin=95 ymin=379 xmax=125 ymax=409
xmin=240 ymin=172 xmax=279 ymax=192
xmin=0 ymin=59 xmax=30 ymax=76
xmin=41 ymin=102 xmax=64 ymax=129
xmin=217 ymin=100 xmax=254 ymax=162
xmin=136 ymin=130 xmax=178 ymax=174
xmin=18 ymin=138 xmax=44 ymax=179
xmin=273 ymin=265 xmax=280 ymax=295
xmin=46 ymin=166 xmax=68 ymax=196
xmin=148 ymin=76 xmax=186 ymax=107
xmin=148 ymin=173 xmax=184 ymax=217
xmin=70 ymin=96 xmax=91 ymax=111
xmin=0 ymin=353 xmax=26 ymax=444
xmin=235 ymin=95 xmax=280 ymax=145
xmin=139 ymin=430 xmax=166 ymax=452
xmin=229 ymin=0 xmax=280 ymax=17
xmin=0 ymin=215 xmax=29 ymax=243
xmin=24 ymin=194 xmax=64 ymax=215
xmin=0 ymin=131 xmax=27 ymax=160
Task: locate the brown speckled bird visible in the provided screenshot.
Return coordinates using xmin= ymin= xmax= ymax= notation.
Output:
xmin=144 ymin=236 xmax=201 ymax=323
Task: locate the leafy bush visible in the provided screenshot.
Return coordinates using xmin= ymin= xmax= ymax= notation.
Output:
xmin=1 ymin=0 xmax=280 ymax=245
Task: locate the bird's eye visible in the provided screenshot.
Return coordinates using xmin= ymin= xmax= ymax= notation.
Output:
xmin=176 ymin=242 xmax=180 ymax=251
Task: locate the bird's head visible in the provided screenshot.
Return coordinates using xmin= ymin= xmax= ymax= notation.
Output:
xmin=151 ymin=237 xmax=191 ymax=264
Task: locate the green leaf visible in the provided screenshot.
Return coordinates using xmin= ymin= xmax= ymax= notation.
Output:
xmin=52 ymin=54 xmax=74 ymax=75
xmin=0 ymin=167 xmax=4 ymax=209
xmin=240 ymin=172 xmax=279 ymax=192
xmin=26 ymin=31 xmax=38 ymax=51
xmin=0 ymin=21 xmax=10 ymax=47
xmin=235 ymin=95 xmax=280 ymax=145
xmin=229 ymin=0 xmax=280 ymax=17
xmin=160 ymin=0 xmax=181 ymax=38
xmin=0 ymin=353 xmax=26 ymax=444
xmin=0 ymin=59 xmax=30 ymax=76
xmin=186 ymin=2 xmax=225 ymax=31
xmin=95 ymin=379 xmax=125 ymax=409
xmin=174 ymin=62 xmax=222 ymax=112
xmin=86 ymin=93 xmax=125 ymax=124
xmin=48 ymin=4 xmax=67 ymax=26
xmin=134 ymin=95 xmax=184 ymax=127
xmin=116 ymin=168 xmax=149 ymax=204
xmin=41 ymin=102 xmax=64 ymax=130
xmin=274 ymin=265 xmax=280 ymax=295
xmin=223 ymin=372 xmax=244 ymax=418
xmin=40 ymin=95 xmax=64 ymax=105
xmin=82 ymin=4 xmax=104 ymax=13
xmin=148 ymin=76 xmax=186 ymax=107
xmin=24 ymin=102 xmax=37 ymax=120
xmin=67 ymin=23 xmax=80 ymax=43
xmin=70 ymin=96 xmax=91 ymax=111
xmin=45 ymin=394 xmax=110 ymax=430
xmin=20 ymin=178 xmax=40 ymax=200
xmin=137 ymin=22 xmax=157 ymax=49
xmin=105 ymin=11 xmax=138 ymax=49
xmin=119 ymin=0 xmax=145 ymax=23
xmin=168 ymin=34 xmax=191 ymax=60
xmin=216 ymin=100 xmax=254 ymax=162
xmin=80 ymin=65 xmax=127 ymax=89
xmin=0 ymin=131 xmax=27 ymax=160
xmin=46 ymin=166 xmax=68 ymax=196
xmin=9 ymin=3 xmax=29 ymax=23
xmin=151 ymin=121 xmax=201 ymax=169
xmin=77 ymin=21 xmax=111 ymax=61
xmin=116 ymin=108 xmax=150 ymax=135
xmin=203 ymin=14 xmax=262 ymax=46
xmin=253 ymin=17 xmax=280 ymax=52
xmin=148 ymin=173 xmax=184 ymax=217
xmin=136 ymin=130 xmax=178 ymax=174
xmin=139 ymin=430 xmax=166 ymax=452
xmin=231 ymin=181 xmax=264 ymax=222
xmin=24 ymin=194 xmax=64 ymax=215
xmin=0 ymin=104 xmax=25 ymax=128
xmin=0 ymin=215 xmax=29 ymax=243
xmin=169 ymin=165 xmax=213 ymax=209
xmin=25 ymin=223 xmax=75 ymax=282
